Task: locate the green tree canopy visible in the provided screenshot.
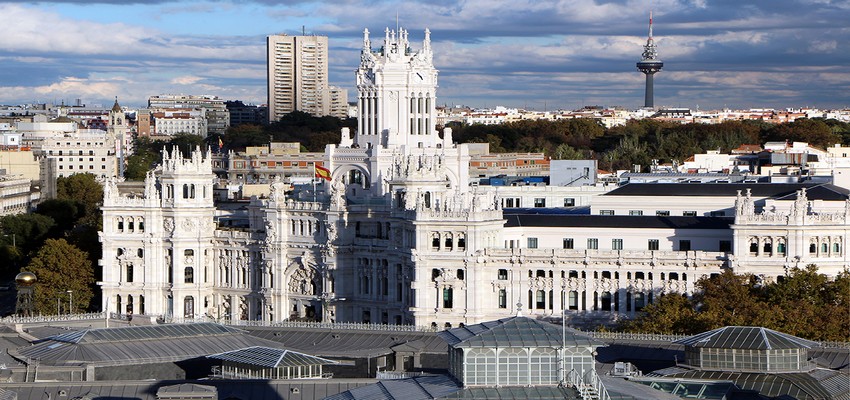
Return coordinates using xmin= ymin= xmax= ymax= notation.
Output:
xmin=56 ymin=173 xmax=103 ymax=225
xmin=620 ymin=266 xmax=849 ymax=341
xmin=25 ymin=238 xmax=95 ymax=315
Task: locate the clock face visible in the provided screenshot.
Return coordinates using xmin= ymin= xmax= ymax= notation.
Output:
xmin=415 ymin=72 xmax=424 ymax=82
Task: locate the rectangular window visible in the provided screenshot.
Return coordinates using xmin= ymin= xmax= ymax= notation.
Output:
xmin=498 ymin=289 xmax=507 ymax=309
xmin=564 ymin=198 xmax=575 ymax=207
xmin=679 ymin=240 xmax=692 ymax=251
xmin=563 ymin=238 xmax=574 ymax=249
xmin=599 ymin=210 xmax=614 ymax=215
xmin=527 ymin=238 xmax=538 ymax=249
xmin=629 ymin=210 xmax=643 ymax=216
xmin=612 ymin=239 xmax=623 ymax=250
xmin=683 ymin=211 xmax=697 ymax=216
xmin=443 ymin=287 xmax=453 ymax=308
xmin=534 ymin=198 xmax=546 ymax=208
xmin=710 ymin=211 xmax=726 ymax=217
xmin=648 ymin=239 xmax=660 ymax=251
xmin=587 ymin=238 xmax=598 ymax=250
xmin=719 ymin=240 xmax=732 ymax=252
xmin=498 ymin=269 xmax=508 ymax=280
xmin=656 ymin=210 xmax=671 ymax=216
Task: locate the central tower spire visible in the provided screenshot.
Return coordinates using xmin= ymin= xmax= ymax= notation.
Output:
xmin=636 ymin=12 xmax=663 ymax=108
xmin=355 ymin=27 xmax=438 ymax=149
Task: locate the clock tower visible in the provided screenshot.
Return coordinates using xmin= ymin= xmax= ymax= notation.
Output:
xmin=355 ymin=27 xmax=438 ymax=149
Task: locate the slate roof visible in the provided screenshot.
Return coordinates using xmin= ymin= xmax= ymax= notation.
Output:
xmin=156 ymin=383 xmax=217 ymax=398
xmin=654 ymin=368 xmax=850 ymax=400
xmin=247 ymin=327 xmax=447 ymax=358
xmin=438 ymin=317 xmax=602 ymax=349
xmin=1 ymin=379 xmax=373 ymax=400
xmin=12 ymin=323 xmax=290 ymax=366
xmin=34 ymin=322 xmax=244 ymax=344
xmin=440 ymin=386 xmax=581 ymax=399
xmin=603 ymin=182 xmax=850 ymax=200
xmin=673 ymin=326 xmax=821 ymax=350
xmin=207 ymin=346 xmax=338 ymax=368
xmin=503 ymin=214 xmax=734 ymax=230
xmin=325 ymin=374 xmax=462 ymax=400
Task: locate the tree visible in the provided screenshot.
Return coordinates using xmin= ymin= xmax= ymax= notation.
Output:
xmin=25 ymin=238 xmax=95 ymax=315
xmin=56 ymin=173 xmax=103 ymax=218
xmin=35 ymin=199 xmax=84 ymax=235
xmin=692 ymin=270 xmax=775 ymax=329
xmin=621 ymin=293 xmax=705 ymax=334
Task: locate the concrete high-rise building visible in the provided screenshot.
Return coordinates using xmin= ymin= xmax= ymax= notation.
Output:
xmin=268 ymin=35 xmax=347 ymax=122
xmin=636 ymin=12 xmax=663 ymax=109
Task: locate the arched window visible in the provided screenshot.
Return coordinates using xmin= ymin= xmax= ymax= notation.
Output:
xmin=749 ymin=240 xmax=759 ymax=255
xmin=635 ymin=292 xmax=646 ymax=311
xmin=183 ymin=184 xmax=189 ymax=199
xmin=498 ymin=348 xmax=528 ymax=385
xmin=763 ymin=241 xmax=773 ymax=255
xmin=457 ymin=233 xmax=466 ymax=250
xmin=635 ymin=271 xmax=645 ymax=280
xmin=530 ymin=348 xmax=558 ymax=385
xmin=444 ymin=233 xmax=453 ymax=250
xmin=669 ymin=272 xmax=679 ymax=281
xmin=536 ymin=290 xmax=545 ymax=309
xmin=601 ymin=291 xmax=613 ymax=311
xmin=778 ymin=242 xmax=786 ymax=256
xmin=810 ymin=243 xmax=817 ymax=254
xmin=185 ymin=266 xmax=194 ymax=283
xmin=568 ymin=291 xmax=579 ymax=310
xmin=834 ymin=242 xmax=841 ymax=254
xmin=139 ymin=295 xmax=145 ymax=315
xmin=116 ymin=295 xmax=122 ymax=314
xmin=432 ymin=233 xmax=440 ymax=250
xmin=822 ymin=243 xmax=828 ymax=253
xmin=127 ymin=295 xmax=134 ymax=314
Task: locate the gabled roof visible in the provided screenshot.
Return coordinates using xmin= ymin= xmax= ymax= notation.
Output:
xmin=673 ymin=326 xmax=820 ymax=350
xmin=438 ymin=317 xmax=602 ymax=349
xmin=207 ymin=346 xmax=337 ymax=368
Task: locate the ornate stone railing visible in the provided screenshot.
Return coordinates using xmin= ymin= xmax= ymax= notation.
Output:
xmin=0 ymin=312 xmax=106 ymax=324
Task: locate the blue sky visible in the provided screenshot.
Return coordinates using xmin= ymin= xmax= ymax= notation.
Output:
xmin=0 ymin=0 xmax=848 ymax=111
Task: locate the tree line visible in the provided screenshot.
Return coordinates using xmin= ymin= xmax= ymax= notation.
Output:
xmin=450 ymin=117 xmax=850 ymax=172
xmin=620 ymin=265 xmax=850 ymax=342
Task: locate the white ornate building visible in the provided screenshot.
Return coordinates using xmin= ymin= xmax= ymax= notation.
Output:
xmin=99 ymin=27 xmax=849 ymax=327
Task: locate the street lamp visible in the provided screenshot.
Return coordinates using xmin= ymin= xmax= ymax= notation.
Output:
xmin=67 ymin=290 xmax=73 ymax=314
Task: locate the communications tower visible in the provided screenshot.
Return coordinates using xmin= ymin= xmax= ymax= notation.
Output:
xmin=636 ymin=12 xmax=663 ymax=108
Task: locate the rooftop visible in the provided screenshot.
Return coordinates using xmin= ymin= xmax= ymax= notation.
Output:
xmin=207 ymin=346 xmax=338 ymax=368
xmin=604 ymin=182 xmax=849 ymax=200
xmin=438 ymin=317 xmax=602 ymax=349
xmin=674 ymin=326 xmax=821 ymax=350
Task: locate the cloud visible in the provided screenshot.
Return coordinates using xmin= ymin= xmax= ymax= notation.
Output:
xmin=0 ymin=0 xmax=848 ymax=110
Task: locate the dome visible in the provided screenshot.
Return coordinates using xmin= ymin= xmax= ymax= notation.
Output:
xmin=15 ymin=271 xmax=37 ymax=286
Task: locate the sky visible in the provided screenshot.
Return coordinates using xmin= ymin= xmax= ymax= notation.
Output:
xmin=0 ymin=0 xmax=848 ymax=111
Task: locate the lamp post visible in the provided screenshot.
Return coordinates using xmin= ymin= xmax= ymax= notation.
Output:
xmin=67 ymin=290 xmax=73 ymax=314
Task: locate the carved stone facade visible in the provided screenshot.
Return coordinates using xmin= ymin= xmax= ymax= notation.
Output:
xmin=99 ymin=27 xmax=849 ymax=327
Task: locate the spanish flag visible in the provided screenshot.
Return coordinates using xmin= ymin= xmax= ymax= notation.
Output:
xmin=315 ymin=164 xmax=332 ymax=181
xmin=218 ymin=137 xmax=224 ymax=150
